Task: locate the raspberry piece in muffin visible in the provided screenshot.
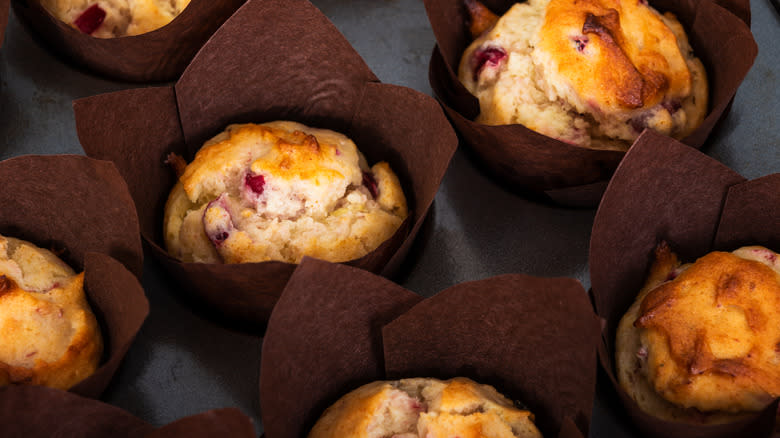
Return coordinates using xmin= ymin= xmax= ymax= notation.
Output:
xmin=73 ymin=4 xmax=106 ymax=34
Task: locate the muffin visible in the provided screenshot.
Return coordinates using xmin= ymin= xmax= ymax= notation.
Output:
xmin=616 ymin=242 xmax=780 ymax=424
xmin=0 ymin=234 xmax=103 ymax=390
xmin=164 ymin=121 xmax=408 ymax=264
xmin=38 ymin=0 xmax=190 ymax=37
xmin=457 ymin=0 xmax=708 ymax=150
xmin=309 ymin=377 xmax=543 ymax=438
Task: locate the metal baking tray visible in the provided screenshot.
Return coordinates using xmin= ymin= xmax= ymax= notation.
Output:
xmin=0 ymin=0 xmax=777 ymax=435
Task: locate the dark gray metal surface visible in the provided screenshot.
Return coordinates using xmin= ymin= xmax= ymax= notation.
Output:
xmin=0 ymin=0 xmax=777 ymax=435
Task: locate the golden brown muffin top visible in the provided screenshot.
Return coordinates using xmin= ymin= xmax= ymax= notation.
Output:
xmin=309 ymin=377 xmax=542 ymax=438
xmin=165 ymin=121 xmax=408 ymax=264
xmin=635 ymin=245 xmax=780 ymax=413
xmin=537 ymin=0 xmax=692 ymax=111
xmin=179 ymin=123 xmax=362 ymax=205
xmin=0 ymin=235 xmax=103 ymax=390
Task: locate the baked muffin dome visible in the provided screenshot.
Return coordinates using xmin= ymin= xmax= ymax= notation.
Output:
xmin=0 ymin=235 xmax=103 ymax=390
xmin=458 ymin=0 xmax=707 ymax=150
xmin=616 ymin=243 xmax=780 ymax=423
xmin=38 ymin=0 xmax=190 ymax=37
xmin=164 ymin=121 xmax=408 ymax=264
xmin=309 ymin=377 xmax=543 ymax=438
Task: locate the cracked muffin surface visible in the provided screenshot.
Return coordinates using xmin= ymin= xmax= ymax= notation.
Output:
xmin=616 ymin=243 xmax=780 ymax=424
xmin=0 ymin=234 xmax=103 ymax=390
xmin=164 ymin=121 xmax=408 ymax=264
xmin=309 ymin=377 xmax=543 ymax=438
xmin=458 ymin=0 xmax=707 ymax=150
xmin=39 ymin=0 xmax=191 ymax=37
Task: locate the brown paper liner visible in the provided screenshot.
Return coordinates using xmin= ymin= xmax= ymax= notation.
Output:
xmin=259 ymin=258 xmax=601 ymax=438
xmin=589 ymin=130 xmax=780 ymax=437
xmin=0 ymin=385 xmax=151 ymax=436
xmin=714 ymin=174 xmax=780 ymax=252
xmin=260 ymin=259 xmax=423 ymax=437
xmin=0 ymin=155 xmax=143 ymax=278
xmin=145 ymin=408 xmax=256 ymax=437
xmin=423 ymin=0 xmax=756 ymax=206
xmin=0 ymin=0 xmax=8 ymax=47
xmin=75 ymin=0 xmax=458 ymax=332
xmin=700 ymin=0 xmax=751 ymax=26
xmin=0 ymin=386 xmax=256 ymax=437
xmin=70 ymin=252 xmax=148 ymax=398
xmin=12 ymin=0 xmax=245 ymax=82
xmin=0 ymin=155 xmax=148 ymax=398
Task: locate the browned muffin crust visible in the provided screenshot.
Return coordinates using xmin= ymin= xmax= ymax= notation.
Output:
xmin=617 ymin=243 xmax=780 ymax=423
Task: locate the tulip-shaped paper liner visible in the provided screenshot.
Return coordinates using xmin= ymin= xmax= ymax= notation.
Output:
xmin=0 ymin=155 xmax=148 ymax=398
xmin=74 ymin=0 xmax=458 ymax=332
xmin=423 ymin=0 xmax=756 ymax=206
xmin=0 ymin=385 xmax=256 ymax=437
xmin=260 ymin=258 xmax=601 ymax=438
xmin=590 ymin=130 xmax=780 ymax=437
xmin=11 ymin=0 xmax=245 ymax=82
xmin=0 ymin=155 xmax=143 ymax=278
